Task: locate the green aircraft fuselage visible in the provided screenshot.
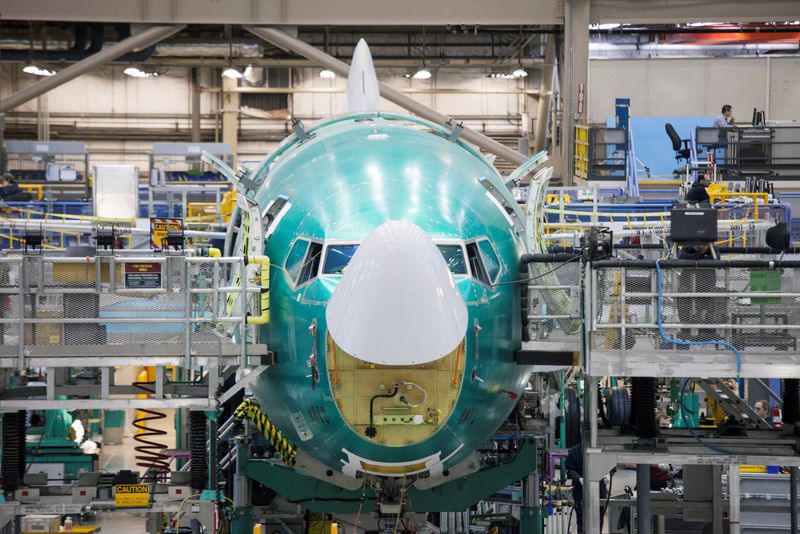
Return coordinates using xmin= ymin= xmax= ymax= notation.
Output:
xmin=240 ymin=113 xmax=532 ymax=480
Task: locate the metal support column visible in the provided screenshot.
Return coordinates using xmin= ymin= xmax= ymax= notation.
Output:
xmin=191 ymin=67 xmax=202 ymax=143
xmin=561 ymin=0 xmax=589 ymax=185
xmin=521 ymin=473 xmax=544 ymax=534
xmin=533 ymin=36 xmax=556 ymax=154
xmin=231 ymin=437 xmax=253 ymax=534
xmin=729 ymin=465 xmax=740 ymax=534
xmin=0 ymin=25 xmax=186 ymax=112
xmin=222 ymin=75 xmax=239 ymax=169
xmin=791 ymin=466 xmax=798 ymax=534
xmin=636 ymin=464 xmax=651 ymax=534
xmin=244 ymin=26 xmax=526 ymax=167
xmin=712 ymin=465 xmax=723 ymax=534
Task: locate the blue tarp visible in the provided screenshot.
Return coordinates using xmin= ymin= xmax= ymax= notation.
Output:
xmin=607 ymin=116 xmax=716 ymax=177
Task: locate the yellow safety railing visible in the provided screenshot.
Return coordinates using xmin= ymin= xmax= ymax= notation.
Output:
xmin=246 ymin=255 xmax=270 ymax=325
xmin=574 ymin=125 xmax=589 ymax=180
xmin=709 ymin=192 xmax=769 ymax=219
xmin=19 ymin=184 xmax=44 ymax=200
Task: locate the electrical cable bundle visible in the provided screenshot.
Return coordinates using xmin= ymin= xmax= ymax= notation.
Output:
xmin=234 ymin=398 xmax=296 ymax=467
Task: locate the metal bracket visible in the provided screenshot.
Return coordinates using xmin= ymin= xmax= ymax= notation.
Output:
xmin=292 ymin=120 xmax=313 ymax=144
xmin=444 ymin=119 xmax=464 ymax=143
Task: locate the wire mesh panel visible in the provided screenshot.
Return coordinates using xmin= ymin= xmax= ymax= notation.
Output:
xmin=0 ymin=258 xmax=21 ymax=347
xmin=0 ymin=254 xmax=259 ymax=364
xmin=591 ymin=263 xmax=800 ymax=357
xmin=526 ymin=258 xmax=582 ymax=342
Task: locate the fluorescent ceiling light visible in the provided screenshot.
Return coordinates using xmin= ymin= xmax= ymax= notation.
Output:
xmin=320 ymin=68 xmax=337 ymax=79
xmin=513 ymin=68 xmax=528 ymax=78
xmin=222 ymin=67 xmax=243 ymax=79
xmin=124 ymin=66 xmax=158 ymax=78
xmin=412 ymin=68 xmax=432 ymax=80
xmin=23 ymin=64 xmax=56 ymax=76
xmin=589 ymin=23 xmax=622 ymax=30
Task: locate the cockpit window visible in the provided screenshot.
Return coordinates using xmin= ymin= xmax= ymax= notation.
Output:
xmin=477 ymin=239 xmax=501 ymax=283
xmin=298 ymin=242 xmax=323 ymax=285
xmin=465 ymin=242 xmax=490 ymax=285
xmin=437 ymin=245 xmax=467 ymax=275
xmin=320 ymin=242 xmax=468 ymax=276
xmin=285 ymin=239 xmax=309 ymax=283
xmin=323 ymin=244 xmax=360 ymax=274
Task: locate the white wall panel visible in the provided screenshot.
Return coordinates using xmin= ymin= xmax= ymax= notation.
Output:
xmin=588 ymin=60 xmax=648 ymax=122
xmin=769 ymin=58 xmax=800 ymax=121
xmin=589 ymin=57 xmax=781 ymax=122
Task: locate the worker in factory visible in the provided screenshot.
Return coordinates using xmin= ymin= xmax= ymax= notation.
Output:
xmin=677 ymin=243 xmax=724 ymax=341
xmin=0 ymin=173 xmax=22 ymax=200
xmin=713 ymin=105 xmax=735 ymax=163
xmin=754 ymin=400 xmax=772 ymax=423
xmin=714 ymin=104 xmax=736 ymax=130
xmin=685 ymin=174 xmax=711 ymax=204
xmin=565 ymin=442 xmax=608 ymax=534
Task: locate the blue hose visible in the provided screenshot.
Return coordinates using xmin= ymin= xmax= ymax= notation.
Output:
xmin=654 ymin=260 xmax=742 ymax=378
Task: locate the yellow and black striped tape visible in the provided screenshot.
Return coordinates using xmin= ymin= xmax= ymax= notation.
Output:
xmin=234 ymin=399 xmax=297 ymax=467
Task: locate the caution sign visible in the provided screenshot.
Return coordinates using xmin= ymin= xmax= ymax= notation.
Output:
xmin=124 ymin=262 xmax=163 ymax=289
xmin=150 ymin=217 xmax=183 ymax=251
xmin=114 ymin=484 xmax=150 ymax=507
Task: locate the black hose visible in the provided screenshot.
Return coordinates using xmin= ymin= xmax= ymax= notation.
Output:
xmin=631 ymin=378 xmax=657 ymax=439
xmin=365 ymin=385 xmax=399 ymax=438
xmin=784 ymin=379 xmax=800 ymax=425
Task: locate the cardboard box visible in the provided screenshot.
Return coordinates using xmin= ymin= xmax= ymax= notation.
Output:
xmin=51 ymin=261 xmax=122 ymax=285
xmin=24 ymin=310 xmax=63 ymax=346
xmin=20 ymin=515 xmax=59 ymax=532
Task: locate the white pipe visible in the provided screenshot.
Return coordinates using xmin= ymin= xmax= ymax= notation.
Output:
xmin=1 ymin=25 xmax=186 ymax=112
xmin=244 ymin=26 xmax=527 ymax=166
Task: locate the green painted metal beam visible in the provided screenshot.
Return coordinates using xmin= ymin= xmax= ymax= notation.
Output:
xmin=242 ymin=439 xmax=538 ymax=513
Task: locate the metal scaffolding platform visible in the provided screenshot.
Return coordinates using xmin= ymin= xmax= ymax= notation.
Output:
xmin=0 ymin=251 xmax=269 ymax=410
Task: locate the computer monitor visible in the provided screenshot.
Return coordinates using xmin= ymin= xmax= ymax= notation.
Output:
xmin=696 ymin=127 xmax=720 ymax=146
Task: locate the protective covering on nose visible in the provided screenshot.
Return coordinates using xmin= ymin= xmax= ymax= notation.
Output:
xmin=325 ymin=220 xmax=468 ymax=366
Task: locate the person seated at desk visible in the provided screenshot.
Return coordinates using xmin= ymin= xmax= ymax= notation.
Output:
xmin=685 ymin=174 xmax=711 ymax=204
xmin=714 ymin=104 xmax=736 ymax=130
xmin=714 ymin=104 xmax=735 ymax=163
xmin=0 ymin=173 xmax=23 ymax=200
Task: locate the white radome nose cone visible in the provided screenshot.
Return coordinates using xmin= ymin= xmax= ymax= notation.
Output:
xmin=326 ymin=220 xmax=468 ymax=366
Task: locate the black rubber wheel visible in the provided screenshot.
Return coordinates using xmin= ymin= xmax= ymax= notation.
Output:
xmin=607 ymin=387 xmax=631 ymax=427
xmin=189 ymin=411 xmax=208 ymax=491
xmin=564 ymin=388 xmax=581 ymax=449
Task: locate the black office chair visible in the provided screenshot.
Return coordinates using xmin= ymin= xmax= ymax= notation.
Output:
xmin=665 ymin=123 xmax=691 ymax=162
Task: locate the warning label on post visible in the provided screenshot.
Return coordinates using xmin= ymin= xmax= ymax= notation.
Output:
xmin=124 ymin=263 xmax=163 ymax=289
xmin=150 ymin=217 xmax=183 ymax=251
xmin=114 ymin=484 xmax=150 ymax=507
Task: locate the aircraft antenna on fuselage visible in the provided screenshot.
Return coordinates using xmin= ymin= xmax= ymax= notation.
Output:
xmin=346 ymin=39 xmax=380 ymax=113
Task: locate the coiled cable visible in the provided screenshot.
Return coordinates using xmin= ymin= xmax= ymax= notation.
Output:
xmin=132 ymin=381 xmax=171 ymax=479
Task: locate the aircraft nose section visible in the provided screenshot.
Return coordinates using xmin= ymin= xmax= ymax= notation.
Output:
xmin=325 ymin=220 xmax=468 ymax=366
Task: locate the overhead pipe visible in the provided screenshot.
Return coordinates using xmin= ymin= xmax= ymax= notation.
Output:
xmin=0 ymin=24 xmax=108 ymax=62
xmin=1 ymin=25 xmax=185 ymax=113
xmin=244 ymin=26 xmax=527 ymax=167
xmin=113 ymin=24 xmax=160 ymax=63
